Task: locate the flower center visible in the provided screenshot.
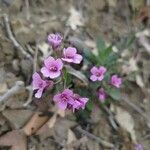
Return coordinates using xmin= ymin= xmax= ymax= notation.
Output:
xmin=66 ymin=54 xmax=74 ymax=59
xmin=61 ymin=94 xmax=68 ymax=101
xmin=50 ymin=66 xmax=57 ymax=72
xmin=38 ymin=82 xmax=43 ymax=88
xmin=96 ymin=71 xmax=102 ymax=77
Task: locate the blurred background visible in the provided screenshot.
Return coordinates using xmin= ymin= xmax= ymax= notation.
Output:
xmin=0 ymin=0 xmax=149 ymax=150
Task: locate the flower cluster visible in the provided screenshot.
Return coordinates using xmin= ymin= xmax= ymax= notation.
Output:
xmin=90 ymin=66 xmax=122 ymax=102
xmin=53 ymin=89 xmax=88 ymax=111
xmin=32 ymin=33 xmax=122 ymax=112
xmin=32 ymin=33 xmax=87 ymax=111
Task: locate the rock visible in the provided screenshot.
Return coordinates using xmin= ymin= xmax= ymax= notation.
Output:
xmin=53 ymin=119 xmax=77 ymax=144
xmin=0 ymin=130 xmax=27 ymax=150
xmin=2 ymin=109 xmax=33 ymax=129
xmin=0 ymin=114 xmax=10 ymax=135
xmin=86 ymin=140 xmax=100 ymax=150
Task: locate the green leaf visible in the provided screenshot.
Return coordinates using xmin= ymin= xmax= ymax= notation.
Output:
xmin=126 ymin=34 xmax=135 ymax=48
xmin=89 ymin=82 xmax=101 ymax=90
xmin=63 ymin=68 xmax=72 ymax=87
xmin=104 ymin=52 xmax=118 ymax=67
xmin=83 ymin=48 xmax=98 ymax=64
xmin=101 ymin=98 xmax=112 ymax=106
xmin=65 ymin=65 xmax=89 ymax=85
xmin=86 ymin=100 xmax=94 ymax=111
xmin=55 ymin=81 xmax=64 ymax=92
xmin=96 ymin=36 xmax=106 ymax=53
xmin=101 ymin=46 xmax=113 ymax=63
xmin=107 ymin=88 xmax=121 ymax=100
xmin=76 ymin=109 xmax=91 ymax=120
xmin=96 ymin=37 xmax=113 ymax=64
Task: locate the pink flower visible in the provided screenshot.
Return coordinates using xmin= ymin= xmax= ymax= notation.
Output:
xmin=32 ymin=72 xmax=48 ymax=98
xmin=135 ymin=144 xmax=143 ymax=150
xmin=62 ymin=47 xmax=83 ymax=64
xmin=41 ymin=56 xmax=63 ymax=79
xmin=53 ymin=89 xmax=74 ymax=110
xmin=98 ymin=88 xmax=106 ymax=102
xmin=111 ymin=75 xmax=122 ymax=88
xmin=90 ymin=66 xmax=107 ymax=81
xmin=72 ymin=94 xmax=88 ymax=112
xmin=48 ymin=33 xmax=63 ymax=49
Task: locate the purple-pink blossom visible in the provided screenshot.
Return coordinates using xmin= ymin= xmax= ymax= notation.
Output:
xmin=62 ymin=47 xmax=83 ymax=64
xmin=32 ymin=72 xmax=48 ymax=98
xmin=135 ymin=144 xmax=143 ymax=150
xmin=72 ymin=94 xmax=88 ymax=112
xmin=111 ymin=75 xmax=122 ymax=88
xmin=90 ymin=66 xmax=107 ymax=82
xmin=53 ymin=89 xmax=88 ymax=111
xmin=41 ymin=56 xmax=63 ymax=79
xmin=47 ymin=33 xmax=63 ymax=49
xmin=98 ymin=88 xmax=106 ymax=102
xmin=53 ymin=89 xmax=74 ymax=110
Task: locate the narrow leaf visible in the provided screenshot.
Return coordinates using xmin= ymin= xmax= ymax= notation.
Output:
xmin=65 ymin=65 xmax=89 ymax=85
xmin=107 ymin=88 xmax=121 ymax=100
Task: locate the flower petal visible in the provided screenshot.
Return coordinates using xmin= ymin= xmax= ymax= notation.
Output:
xmin=44 ymin=56 xmax=55 ymax=68
xmin=41 ymin=67 xmax=51 ymax=77
xmin=48 ymin=33 xmax=62 ymax=49
xmin=72 ymin=100 xmax=81 ymax=112
xmin=90 ymin=75 xmax=97 ymax=81
xmin=55 ymin=58 xmax=63 ymax=70
xmin=67 ymin=98 xmax=75 ymax=105
xmin=64 ymin=47 xmax=77 ymax=56
xmin=99 ymin=66 xmax=107 ymax=74
xmin=53 ymin=94 xmax=61 ymax=102
xmin=90 ymin=66 xmax=98 ymax=74
xmin=62 ymin=58 xmax=73 ymax=63
xmin=73 ymin=54 xmax=83 ymax=64
xmin=111 ymin=75 xmax=122 ymax=88
xmin=63 ymin=89 xmax=73 ymax=96
xmin=97 ymin=75 xmax=104 ymax=81
xmin=80 ymin=98 xmax=88 ymax=109
xmin=32 ymin=72 xmax=42 ymax=90
xmin=35 ymin=88 xmax=43 ymax=98
xmin=57 ymin=101 xmax=67 ymax=110
xmin=48 ymin=71 xmax=61 ymax=79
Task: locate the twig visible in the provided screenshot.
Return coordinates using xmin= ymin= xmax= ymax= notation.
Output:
xmin=25 ymin=0 xmax=30 ymax=21
xmin=23 ymin=86 xmax=33 ymax=107
xmin=75 ymin=126 xmax=114 ymax=148
xmin=0 ymin=81 xmax=24 ymax=103
xmin=26 ymin=44 xmax=34 ymax=55
xmin=3 ymin=14 xmax=32 ymax=60
xmin=103 ymin=106 xmax=118 ymax=130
